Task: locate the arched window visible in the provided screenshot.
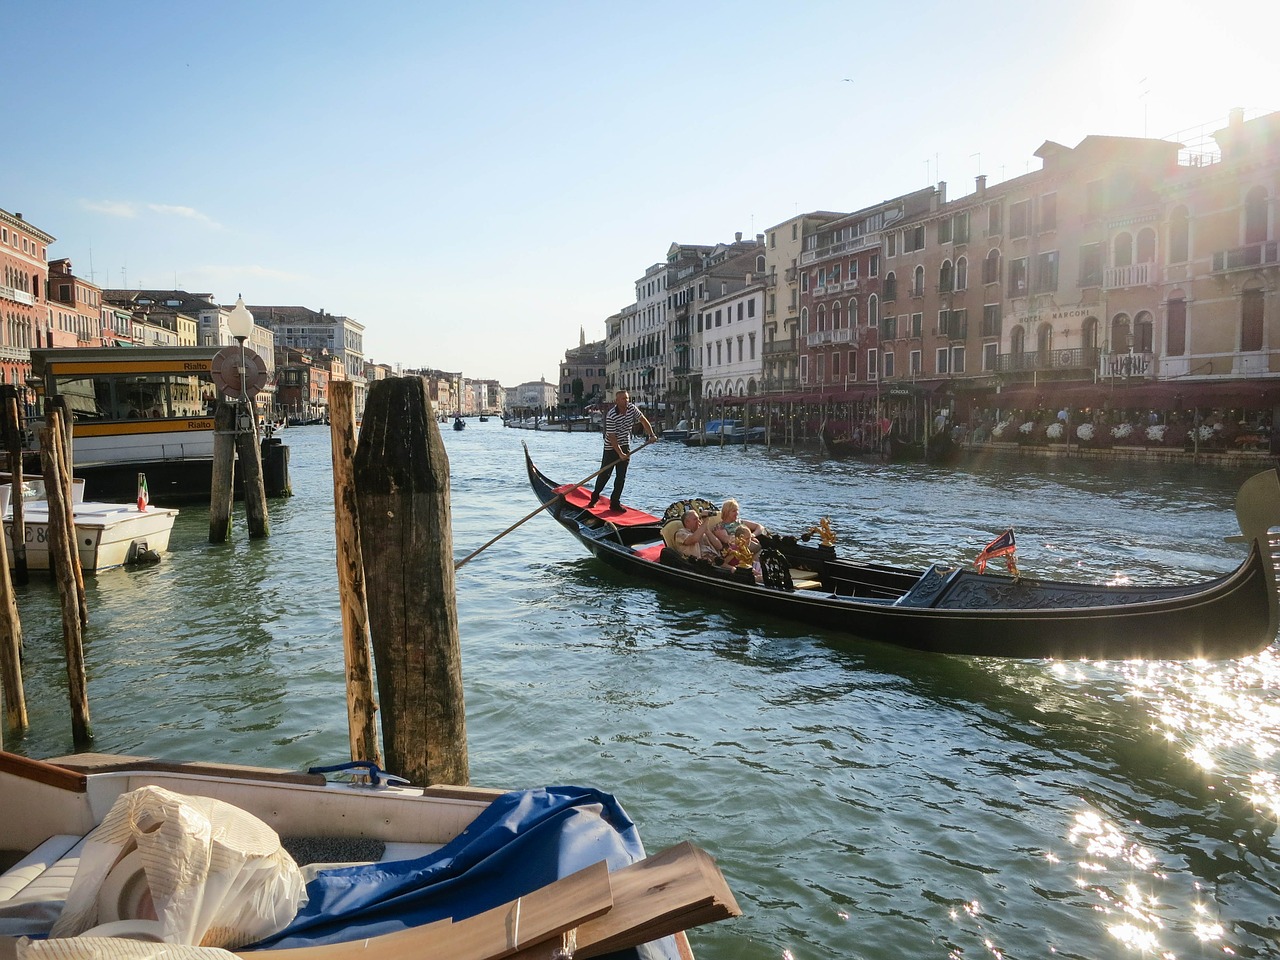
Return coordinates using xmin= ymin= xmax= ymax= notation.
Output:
xmin=1114 ymin=232 xmax=1133 ymax=267
xmin=913 ymin=265 xmax=924 ymax=296
xmin=1011 ymin=325 xmax=1026 ymax=354
xmin=1133 ymin=310 xmax=1153 ymax=353
xmin=756 ymin=255 xmax=766 ymax=273
xmin=1166 ymin=296 xmax=1186 ymax=356
xmin=955 ymin=256 xmax=968 ymax=291
xmin=1245 ymin=186 xmax=1269 ymax=245
xmin=983 ymin=249 xmax=1000 ymax=284
xmin=1036 ymin=323 xmax=1053 ymax=354
xmin=1111 ymin=313 xmax=1132 ymax=353
xmin=1081 ymin=316 xmax=1100 ymax=351
xmin=883 ymin=272 xmax=897 ymax=301
xmin=868 ymin=294 xmax=879 ymax=326
xmin=939 ymin=259 xmax=954 ymax=292
xmin=1169 ymin=206 xmax=1190 ymax=263
xmin=832 ymin=300 xmax=842 ymax=329
xmin=848 ymin=297 xmax=859 ymax=326
xmin=816 ymin=305 xmax=826 ymax=332
xmin=800 ymin=307 xmax=809 ymax=336
xmin=1242 ymin=285 xmax=1265 ymax=351
xmin=1136 ymin=227 xmax=1156 ymax=263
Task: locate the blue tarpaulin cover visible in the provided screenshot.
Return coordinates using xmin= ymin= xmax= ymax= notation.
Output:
xmin=252 ymin=785 xmax=679 ymax=959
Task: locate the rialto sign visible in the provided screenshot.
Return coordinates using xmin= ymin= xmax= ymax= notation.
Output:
xmin=1010 ymin=307 xmax=1092 ymax=326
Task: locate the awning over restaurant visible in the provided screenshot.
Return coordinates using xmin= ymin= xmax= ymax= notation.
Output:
xmin=988 ymin=379 xmax=1280 ymax=412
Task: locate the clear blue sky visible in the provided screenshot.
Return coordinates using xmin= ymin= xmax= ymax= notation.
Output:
xmin=4 ymin=0 xmax=1274 ymax=385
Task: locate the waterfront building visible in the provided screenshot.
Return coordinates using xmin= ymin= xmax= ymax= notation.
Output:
xmin=46 ymin=259 xmax=105 ymax=347
xmin=699 ymin=270 xmax=766 ymax=401
xmin=761 ymin=212 xmax=845 ymax=397
xmin=772 ymin=108 xmax=1280 ymax=434
xmin=558 ymin=328 xmax=606 ymax=411
xmin=602 ymin=309 xmax=623 ymax=399
xmin=0 ymin=207 xmax=53 ymax=395
xmin=662 ymin=243 xmax=715 ymax=417
xmin=252 ymin=304 xmax=366 ymax=414
xmin=690 ymin=236 xmax=767 ymax=409
xmin=511 ymin=377 xmax=557 ymax=418
xmin=275 ymin=347 xmax=331 ymax=421
xmin=1159 ymin=109 xmax=1280 ymax=395
xmin=621 ymin=262 xmax=667 ymax=417
xmin=798 ymin=190 xmax=935 ymax=394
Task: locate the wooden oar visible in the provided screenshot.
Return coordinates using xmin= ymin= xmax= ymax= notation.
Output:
xmin=454 ymin=438 xmax=656 ymax=571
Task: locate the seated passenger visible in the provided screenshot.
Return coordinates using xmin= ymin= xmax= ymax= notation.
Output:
xmin=674 ymin=510 xmax=722 ymax=561
xmin=714 ymin=498 xmax=767 ymax=553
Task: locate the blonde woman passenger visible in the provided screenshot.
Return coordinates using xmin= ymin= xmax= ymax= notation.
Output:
xmin=714 ymin=498 xmax=767 ymax=554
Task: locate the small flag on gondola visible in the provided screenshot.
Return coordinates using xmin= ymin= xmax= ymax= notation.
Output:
xmin=975 ymin=527 xmax=1016 ymax=575
xmin=137 ymin=472 xmax=149 ymax=512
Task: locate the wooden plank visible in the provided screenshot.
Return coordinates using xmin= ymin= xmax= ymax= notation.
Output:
xmin=242 ymin=860 xmax=613 ymax=960
xmin=508 ymin=842 xmax=740 ymax=960
xmin=42 ymin=753 xmax=325 ymax=786
xmin=0 ymin=751 xmax=87 ymax=793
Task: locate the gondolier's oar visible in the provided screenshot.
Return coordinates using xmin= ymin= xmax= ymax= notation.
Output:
xmin=455 ymin=438 xmax=657 ymax=571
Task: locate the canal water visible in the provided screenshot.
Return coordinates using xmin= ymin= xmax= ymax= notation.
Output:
xmin=8 ymin=423 xmax=1280 ymax=960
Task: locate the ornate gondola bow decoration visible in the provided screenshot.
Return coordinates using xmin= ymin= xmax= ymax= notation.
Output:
xmin=800 ymin=517 xmax=837 ymax=547
xmin=975 ymin=527 xmax=1019 ymax=578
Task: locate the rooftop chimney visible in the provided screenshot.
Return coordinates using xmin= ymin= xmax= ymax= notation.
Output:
xmin=1229 ymin=106 xmax=1244 ymax=127
xmin=975 ymin=174 xmax=987 ymax=196
xmin=735 ymin=231 xmax=743 ymax=241
xmin=756 ymin=233 xmax=764 ymax=243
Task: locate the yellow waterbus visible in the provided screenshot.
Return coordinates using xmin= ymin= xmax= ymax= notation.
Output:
xmin=29 ymin=346 xmax=225 ymax=502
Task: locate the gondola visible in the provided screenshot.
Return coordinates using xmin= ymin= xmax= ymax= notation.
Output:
xmin=525 ymin=445 xmax=1280 ymax=660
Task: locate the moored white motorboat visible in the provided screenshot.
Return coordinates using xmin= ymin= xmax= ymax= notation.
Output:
xmin=0 ymin=480 xmax=178 ymax=572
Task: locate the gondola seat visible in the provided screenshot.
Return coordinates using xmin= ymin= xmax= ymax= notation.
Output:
xmin=661 ymin=514 xmax=723 ymax=550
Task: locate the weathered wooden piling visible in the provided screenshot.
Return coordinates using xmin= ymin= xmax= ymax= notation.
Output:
xmin=39 ymin=418 xmax=91 ymax=745
xmin=0 ymin=493 xmax=25 ymax=742
xmin=51 ymin=412 xmax=87 ymax=627
xmin=209 ymin=401 xmax=237 ymax=543
xmin=4 ymin=394 xmax=28 ymax=582
xmin=236 ymin=401 xmax=270 ymax=539
xmin=354 ymin=377 xmax=467 ymax=786
xmin=328 ymin=381 xmax=381 ymax=766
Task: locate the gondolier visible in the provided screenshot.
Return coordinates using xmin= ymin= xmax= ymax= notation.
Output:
xmin=588 ymin=390 xmax=656 ymax=511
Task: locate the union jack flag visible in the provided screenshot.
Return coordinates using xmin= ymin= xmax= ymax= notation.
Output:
xmin=975 ymin=528 xmax=1017 ymax=575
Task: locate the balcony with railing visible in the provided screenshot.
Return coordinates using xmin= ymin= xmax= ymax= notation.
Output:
xmin=763 ymin=339 xmax=797 ymax=357
xmin=762 ymin=376 xmax=799 ymax=393
xmin=1213 ymin=240 xmax=1279 ymax=273
xmin=994 ymin=347 xmax=1101 ymax=374
xmin=807 ymin=329 xmax=834 ymax=347
xmin=1103 ymin=261 xmax=1155 ymax=289
xmin=0 ymin=284 xmax=34 ymax=306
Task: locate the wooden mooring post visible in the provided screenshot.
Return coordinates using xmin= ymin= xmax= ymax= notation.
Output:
xmin=39 ymin=413 xmax=91 ymax=745
xmin=209 ymin=398 xmax=271 ymax=542
xmin=4 ymin=392 xmax=28 ymax=582
xmin=328 ymin=381 xmax=381 ymax=766
xmin=0 ymin=471 xmax=25 ymax=743
xmin=353 ymin=377 xmax=467 ymax=786
xmin=209 ymin=400 xmax=237 ymax=543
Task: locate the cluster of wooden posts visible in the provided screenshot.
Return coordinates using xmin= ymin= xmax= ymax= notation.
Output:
xmin=0 ymin=400 xmax=90 ymax=750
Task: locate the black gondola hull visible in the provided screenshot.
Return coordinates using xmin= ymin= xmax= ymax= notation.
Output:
xmin=525 ymin=447 xmax=1280 ymax=660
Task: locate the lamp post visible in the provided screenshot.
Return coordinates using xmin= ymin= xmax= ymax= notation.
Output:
xmin=226 ymin=296 xmax=254 ymax=433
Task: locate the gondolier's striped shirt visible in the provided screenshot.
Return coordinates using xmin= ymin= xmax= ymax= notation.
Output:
xmin=603 ymin=404 xmax=640 ymax=448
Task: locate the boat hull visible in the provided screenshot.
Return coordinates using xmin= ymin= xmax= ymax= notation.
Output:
xmin=3 ymin=501 xmax=178 ymax=571
xmin=525 ymin=447 xmax=1280 ymax=660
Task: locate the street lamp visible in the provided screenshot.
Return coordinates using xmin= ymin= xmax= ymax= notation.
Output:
xmin=227 ymin=295 xmax=254 ymax=431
